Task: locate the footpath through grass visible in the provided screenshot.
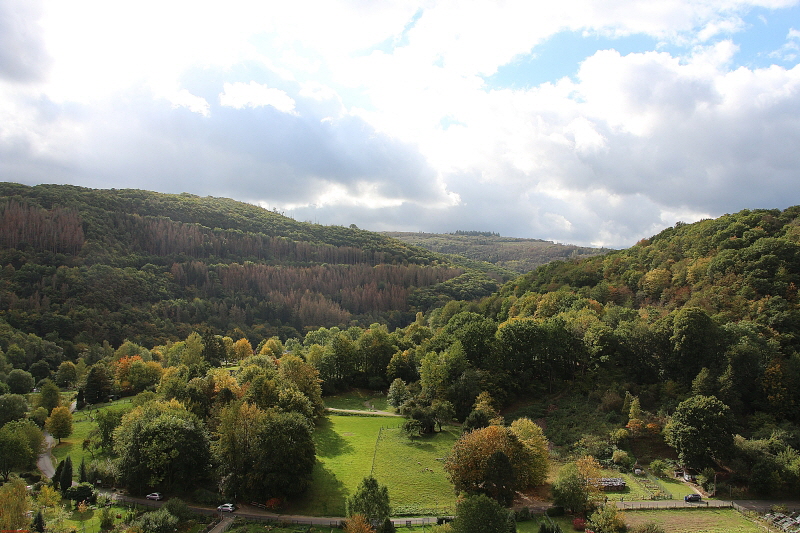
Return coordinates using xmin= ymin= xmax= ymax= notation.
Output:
xmin=287 ymin=414 xmax=456 ymax=517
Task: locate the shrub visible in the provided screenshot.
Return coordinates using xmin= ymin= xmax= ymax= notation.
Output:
xmin=572 ymin=517 xmax=586 ymax=531
xmin=545 ymin=506 xmax=565 ymax=517
xmin=538 ymin=524 xmax=563 ymax=533
xmin=648 ymin=459 xmax=668 ymax=478
xmin=516 ymin=507 xmax=531 ymax=522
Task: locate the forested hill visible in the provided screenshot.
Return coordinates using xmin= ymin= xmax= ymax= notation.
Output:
xmin=383 ymin=231 xmax=607 ymax=273
xmin=0 ymin=183 xmax=503 ymax=350
xmin=505 ymin=207 xmax=800 ymax=331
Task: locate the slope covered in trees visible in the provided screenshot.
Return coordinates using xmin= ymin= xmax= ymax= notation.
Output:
xmin=0 ymin=183 xmax=503 ymax=349
xmin=383 ymin=231 xmax=608 ymax=273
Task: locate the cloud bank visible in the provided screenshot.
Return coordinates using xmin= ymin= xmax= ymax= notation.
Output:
xmin=1 ymin=0 xmax=799 ymax=247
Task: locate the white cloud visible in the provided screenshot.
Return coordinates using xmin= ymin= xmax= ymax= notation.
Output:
xmin=170 ymin=89 xmax=210 ymax=116
xmin=219 ymin=81 xmax=297 ymax=114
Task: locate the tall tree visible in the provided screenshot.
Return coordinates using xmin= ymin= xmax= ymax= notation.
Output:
xmin=60 ymin=456 xmax=73 ymax=495
xmin=0 ymin=428 xmax=33 ymax=481
xmin=0 ymin=477 xmax=29 ymax=531
xmin=45 ymin=406 xmax=73 ymax=443
xmin=664 ymin=395 xmax=734 ymax=468
xmin=346 ymin=476 xmax=391 ymax=528
xmin=38 ymin=379 xmax=61 ymax=413
xmin=451 ymin=494 xmax=509 ymax=533
xmin=114 ymin=400 xmax=211 ymax=493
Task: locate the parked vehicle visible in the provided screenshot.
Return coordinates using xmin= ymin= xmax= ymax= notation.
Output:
xmin=217 ymin=503 xmax=236 ymax=512
xmin=684 ymin=493 xmax=701 ymax=502
xmin=146 ymin=492 xmax=163 ymax=500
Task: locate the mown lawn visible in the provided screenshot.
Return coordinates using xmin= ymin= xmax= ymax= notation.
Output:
xmin=372 ymin=425 xmax=459 ymax=516
xmin=324 ymin=389 xmax=390 ymax=411
xmin=623 ymin=508 xmax=764 ymax=532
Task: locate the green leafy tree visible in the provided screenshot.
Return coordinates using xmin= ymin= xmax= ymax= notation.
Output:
xmin=346 ymin=476 xmax=391 ymax=528
xmin=38 ymin=379 xmax=61 ymax=413
xmin=0 ymin=428 xmax=33 ymax=481
xmin=483 ymin=451 xmax=516 ymax=506
xmin=114 ymin=400 xmax=211 ymax=493
xmin=387 ymin=378 xmax=409 ymax=408
xmin=55 ymin=361 xmax=78 ymax=388
xmin=664 ymin=395 xmax=734 ymax=468
xmin=45 ymin=406 xmax=73 ymax=443
xmin=132 ymin=507 xmax=179 ymax=533
xmin=6 ymin=369 xmax=34 ymax=394
xmin=452 ymin=494 xmax=509 ymax=533
xmin=551 ymin=463 xmax=589 ymax=514
xmin=83 ymin=364 xmax=112 ymax=404
xmin=93 ymin=405 xmax=130 ymax=452
xmin=509 ymin=418 xmax=550 ymax=486
xmin=214 ymin=401 xmax=315 ymax=500
xmin=587 ymin=505 xmax=626 ymax=533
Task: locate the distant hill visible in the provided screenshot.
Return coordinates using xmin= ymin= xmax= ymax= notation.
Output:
xmin=0 ymin=183 xmax=503 ymax=349
xmin=382 ymin=231 xmax=608 ymax=273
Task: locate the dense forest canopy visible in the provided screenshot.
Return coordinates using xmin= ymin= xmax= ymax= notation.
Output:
xmin=383 ymin=231 xmax=608 ymax=273
xmin=0 ymin=183 xmax=502 ymax=349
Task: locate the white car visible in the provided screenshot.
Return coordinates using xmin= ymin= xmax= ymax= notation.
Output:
xmin=146 ymin=492 xmax=163 ymax=501
xmin=217 ymin=503 xmax=236 ymax=512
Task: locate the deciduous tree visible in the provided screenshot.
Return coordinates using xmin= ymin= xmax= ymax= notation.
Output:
xmin=664 ymin=395 xmax=734 ymax=468
xmin=346 ymin=476 xmax=390 ymax=528
xmin=451 ymin=494 xmax=509 ymax=533
xmin=46 ymin=406 xmax=73 ymax=443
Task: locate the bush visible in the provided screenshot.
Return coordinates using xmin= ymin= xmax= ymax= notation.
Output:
xmin=191 ymin=488 xmax=224 ymax=505
xmin=572 ymin=517 xmax=586 ymax=531
xmin=163 ymin=498 xmax=192 ymax=520
xmin=515 ymin=507 xmax=531 ymax=522
xmin=545 ymin=506 xmax=565 ymax=517
xmin=538 ymin=523 xmax=563 ymax=533
xmin=65 ymin=482 xmax=96 ymax=503
xmin=648 ymin=459 xmax=668 ymax=478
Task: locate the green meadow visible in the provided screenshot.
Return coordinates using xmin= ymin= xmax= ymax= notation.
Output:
xmin=287 ymin=415 xmax=456 ymax=517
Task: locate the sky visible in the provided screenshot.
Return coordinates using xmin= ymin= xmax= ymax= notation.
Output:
xmin=1 ymin=0 xmax=799 ymax=248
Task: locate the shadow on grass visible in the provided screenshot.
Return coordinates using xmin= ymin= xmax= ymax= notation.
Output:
xmin=314 ymin=418 xmax=354 ymax=458
xmin=289 ymin=461 xmax=348 ymax=516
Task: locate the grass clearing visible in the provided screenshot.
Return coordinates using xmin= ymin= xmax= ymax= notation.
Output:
xmin=52 ymin=398 xmax=132 ymax=472
xmin=372 ymin=425 xmax=459 ymax=516
xmin=623 ymin=508 xmax=764 ymax=532
xmin=288 ymin=415 xmax=392 ymax=516
xmin=287 ymin=415 xmax=456 ymax=517
xmin=324 ymin=389 xmax=390 ymax=411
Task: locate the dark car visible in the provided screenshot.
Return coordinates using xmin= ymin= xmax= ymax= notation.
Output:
xmin=684 ymin=493 xmax=701 ymax=502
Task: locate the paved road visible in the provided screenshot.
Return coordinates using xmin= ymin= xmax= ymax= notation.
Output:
xmin=37 ymin=432 xmax=56 ymax=479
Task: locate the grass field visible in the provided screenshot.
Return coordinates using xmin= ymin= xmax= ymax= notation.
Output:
xmin=372 ymin=425 xmax=459 ymax=515
xmin=288 ymin=415 xmax=393 ymax=516
xmin=324 ymin=389 xmax=390 ymax=411
xmin=52 ymin=399 xmax=132 ymax=473
xmin=287 ymin=415 xmax=456 ymax=517
xmin=623 ymin=508 xmax=765 ymax=532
